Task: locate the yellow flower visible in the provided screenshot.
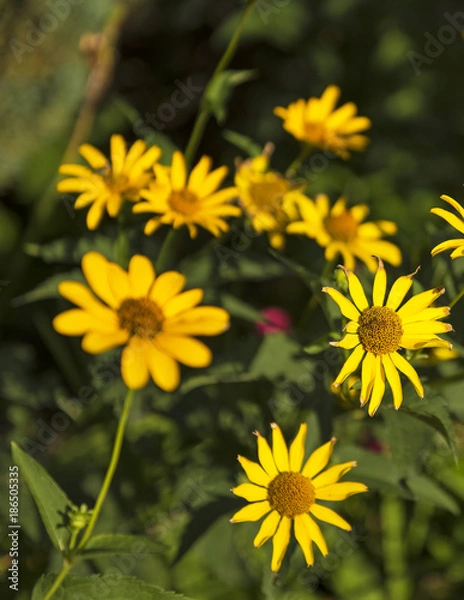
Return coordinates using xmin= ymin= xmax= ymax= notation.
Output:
xmin=430 ymin=194 xmax=464 ymax=259
xmin=324 ymin=260 xmax=453 ymax=416
xmin=231 ymin=423 xmax=367 ymax=572
xmin=235 ymin=151 xmax=311 ymax=250
xmin=53 ymin=252 xmax=230 ymax=391
xmin=57 ymin=135 xmax=161 ymax=230
xmin=287 ymin=195 xmax=402 ymax=272
xmin=133 ymin=151 xmax=240 ymax=238
xmin=274 ymin=85 xmax=371 ymax=159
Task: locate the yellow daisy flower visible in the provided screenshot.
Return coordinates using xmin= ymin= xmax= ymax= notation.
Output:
xmin=430 ymin=194 xmax=464 ymax=259
xmin=324 ymin=260 xmax=453 ymax=416
xmin=53 ymin=252 xmax=230 ymax=391
xmin=231 ymin=423 xmax=367 ymax=572
xmin=57 ymin=134 xmax=161 ymax=230
xmin=133 ymin=151 xmax=240 ymax=238
xmin=286 ymin=194 xmax=402 ymax=272
xmin=234 ymin=151 xmax=312 ymax=250
xmin=274 ymin=85 xmax=371 ymax=160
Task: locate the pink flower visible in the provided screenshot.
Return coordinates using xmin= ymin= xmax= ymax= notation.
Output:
xmin=256 ymin=306 xmax=292 ymax=335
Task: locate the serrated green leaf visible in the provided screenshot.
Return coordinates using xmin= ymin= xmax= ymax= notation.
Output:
xmin=79 ymin=534 xmax=164 ymax=561
xmin=33 ymin=574 xmax=197 ymax=600
xmin=204 ymin=69 xmax=257 ymax=124
xmin=222 ymin=129 xmax=262 ymax=157
xmin=11 ymin=442 xmax=73 ymax=551
xmin=13 ymin=269 xmax=84 ymax=307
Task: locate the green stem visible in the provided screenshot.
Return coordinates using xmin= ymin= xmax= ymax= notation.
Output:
xmin=43 ymin=560 xmax=73 ymax=600
xmin=183 ymin=0 xmax=257 ymax=167
xmin=381 ymin=494 xmax=412 ymax=600
xmin=77 ymin=388 xmax=135 ymax=551
xmin=68 ymin=530 xmax=79 ymax=552
xmin=285 ymin=144 xmax=312 ymax=178
xmin=449 ymin=287 xmax=464 ymax=310
xmin=155 ymin=227 xmax=183 ymax=272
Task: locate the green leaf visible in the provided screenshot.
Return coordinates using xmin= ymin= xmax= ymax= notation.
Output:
xmin=79 ymin=534 xmax=164 ymax=561
xmin=13 ymin=269 xmax=84 ymax=307
xmin=405 ymin=473 xmax=460 ymax=514
xmin=204 ymin=69 xmax=257 ymax=124
xmin=11 ymin=442 xmax=72 ymax=551
xmin=33 ymin=574 xmax=197 ymax=600
xmin=222 ymin=129 xmax=262 ymax=157
xmin=24 ymin=236 xmax=114 ymax=265
xmin=220 ymin=292 xmax=263 ymax=323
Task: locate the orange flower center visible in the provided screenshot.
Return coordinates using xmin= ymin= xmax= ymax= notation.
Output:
xmin=117 ymin=298 xmax=164 ymax=338
xmin=169 ymin=189 xmax=200 ymax=215
xmin=358 ymin=306 xmax=403 ymax=355
xmin=267 ymin=471 xmax=315 ymax=519
xmin=325 ymin=211 xmax=358 ymax=242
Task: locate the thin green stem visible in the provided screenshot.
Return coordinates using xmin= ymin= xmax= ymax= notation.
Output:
xmin=43 ymin=560 xmax=73 ymax=600
xmin=68 ymin=530 xmax=79 ymax=552
xmin=285 ymin=144 xmax=312 ymax=178
xmin=77 ymin=388 xmax=135 ymax=551
xmin=381 ymin=494 xmax=412 ymax=600
xmin=155 ymin=227 xmax=182 ymax=272
xmin=184 ymin=0 xmax=257 ymax=167
xmin=449 ymin=287 xmax=464 ymax=310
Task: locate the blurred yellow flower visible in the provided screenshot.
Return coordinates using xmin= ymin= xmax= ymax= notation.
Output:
xmin=287 ymin=194 xmax=402 ymax=272
xmin=430 ymin=194 xmax=464 ymax=259
xmin=134 ymin=151 xmax=240 ymax=238
xmin=231 ymin=423 xmax=367 ymax=572
xmin=57 ymin=135 xmax=161 ymax=230
xmin=235 ymin=151 xmax=312 ymax=250
xmin=274 ymin=85 xmax=371 ymax=159
xmin=324 ymin=260 xmax=453 ymax=416
xmin=53 ymin=252 xmax=230 ymax=391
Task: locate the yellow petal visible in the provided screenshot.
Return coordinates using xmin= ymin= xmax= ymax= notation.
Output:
xmin=315 ymin=482 xmax=368 ymax=501
xmin=398 ymin=289 xmax=446 ymax=323
xmin=302 ymin=514 xmax=328 ymax=557
xmin=237 ymin=456 xmax=271 ymax=487
xmin=231 ymin=483 xmax=268 ymax=502
xmin=331 ymin=334 xmax=360 ymax=350
xmin=403 ymin=321 xmax=452 ymax=336
xmin=162 ymin=289 xmax=204 ymax=318
xmin=340 ymin=266 xmax=369 ymax=311
xmin=312 ymin=461 xmax=357 ymax=488
xmin=57 ymin=281 xmax=116 ymax=323
xmin=309 ymin=503 xmax=351 ymax=531
xmin=149 ymin=271 xmax=186 ymax=306
xmin=430 ymin=207 xmax=464 ymax=234
xmin=123 ymin=139 xmax=147 ymax=172
xmin=386 ymin=269 xmax=418 ymax=310
xmin=254 ymin=431 xmax=279 ymax=478
xmin=360 ymin=351 xmax=376 ymax=406
xmin=333 ymin=345 xmax=365 ymax=387
xmin=367 ymin=356 xmax=385 ymax=416
xmin=145 ymin=341 xmax=180 ymax=391
xmin=163 ymin=306 xmax=230 ymax=336
xmin=230 ymin=500 xmax=271 ymax=523
xmin=110 ymin=134 xmax=127 ymax=176
xmin=81 ymin=330 xmax=129 ymax=354
xmin=128 ymin=255 xmax=156 ymax=298
xmin=301 ymin=438 xmax=336 ymax=478
xmin=200 ymin=166 xmax=228 ymax=198
xmin=294 ymin=514 xmax=314 ymax=567
xmin=79 ymin=143 xmax=108 ymax=169
xmin=439 ymin=194 xmax=464 ymax=218
xmin=121 ymin=337 xmax=150 ymax=390
xmin=130 ymin=145 xmax=162 ymax=179
xmin=253 ymin=510 xmax=281 ymax=548
xmin=372 ymin=259 xmax=387 ymax=306
xmin=271 ymin=516 xmax=291 ymax=572
xmin=82 ymin=252 xmax=118 ymax=308
xmin=107 ymin=263 xmax=131 ymax=304
xmin=322 ymin=287 xmax=360 ymax=321
xmin=188 ymin=155 xmax=212 ymax=193
xmin=271 ymin=423 xmax=289 ymax=472
xmin=390 ymin=352 xmax=424 ymax=398
xmin=154 ymin=334 xmax=212 ymax=367
xmin=401 ymin=306 xmax=450 ymax=325
xmin=171 ymin=151 xmax=187 ymax=190
xmin=86 ymin=198 xmax=108 ymax=230
xmin=53 ymin=309 xmax=101 ymax=335
xmin=58 ymin=164 xmax=94 ymax=178
xmin=289 ymin=423 xmax=308 ymax=472
xmin=382 ymin=354 xmax=403 ymax=410
xmin=431 ymin=239 xmax=464 ymax=257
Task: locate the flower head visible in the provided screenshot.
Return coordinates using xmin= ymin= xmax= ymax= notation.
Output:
xmin=324 ymin=260 xmax=453 ymax=416
xmin=231 ymin=423 xmax=367 ymax=572
xmin=53 ymin=252 xmax=230 ymax=390
xmin=287 ymin=194 xmax=402 ymax=272
xmin=430 ymin=194 xmax=464 ymax=259
xmin=57 ymin=135 xmax=161 ymax=230
xmin=256 ymin=307 xmax=292 ymax=335
xmin=235 ymin=150 xmax=310 ymax=250
xmin=134 ymin=151 xmax=240 ymax=238
xmin=274 ymin=86 xmax=371 ymax=159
